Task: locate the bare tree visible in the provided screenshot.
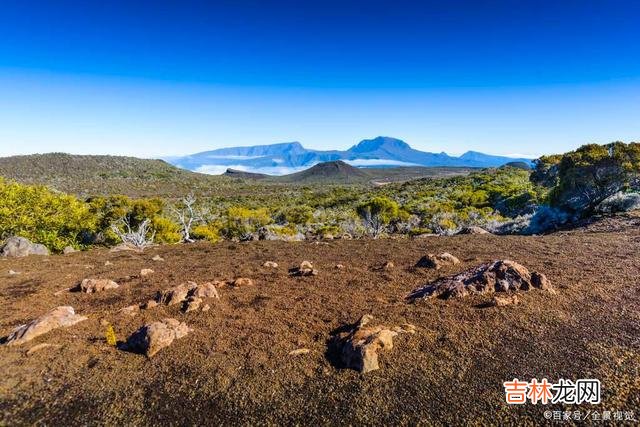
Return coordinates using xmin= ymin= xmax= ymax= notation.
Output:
xmin=171 ymin=193 xmax=206 ymax=243
xmin=111 ymin=217 xmax=155 ymax=249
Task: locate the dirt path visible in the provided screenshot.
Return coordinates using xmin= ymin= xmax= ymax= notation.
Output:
xmin=1 ymin=229 xmax=639 ymax=424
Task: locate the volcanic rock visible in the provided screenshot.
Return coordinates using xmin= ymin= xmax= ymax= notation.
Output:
xmin=124 ymin=318 xmax=191 ymax=357
xmin=78 ymin=278 xmax=119 ymax=293
xmin=407 ymin=260 xmax=552 ymax=301
xmin=4 ymin=306 xmax=87 ymax=346
xmin=333 ymin=314 xmax=400 ymax=373
xmin=416 ymin=252 xmax=460 ymax=269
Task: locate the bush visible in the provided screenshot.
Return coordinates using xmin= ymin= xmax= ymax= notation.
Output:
xmin=192 ymin=222 xmax=222 ymax=243
xmin=356 ymin=196 xmax=401 ymax=238
xmin=0 ymin=178 xmax=96 ymax=251
xmin=222 ymin=206 xmax=271 ymax=239
xmin=547 ymin=142 xmax=640 ymax=215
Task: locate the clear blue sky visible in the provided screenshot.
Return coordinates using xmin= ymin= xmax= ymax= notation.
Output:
xmin=0 ymin=0 xmax=639 ymax=158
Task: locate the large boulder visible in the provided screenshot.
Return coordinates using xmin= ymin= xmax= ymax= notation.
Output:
xmin=407 ymin=260 xmax=551 ymax=301
xmin=4 ymin=306 xmax=87 ymax=346
xmin=333 ymin=315 xmax=400 ymax=373
xmin=124 ymin=318 xmax=191 ymax=357
xmin=1 ymin=237 xmax=49 ymax=258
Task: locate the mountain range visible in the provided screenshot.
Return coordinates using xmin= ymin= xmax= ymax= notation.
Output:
xmin=167 ymin=136 xmax=532 ymax=175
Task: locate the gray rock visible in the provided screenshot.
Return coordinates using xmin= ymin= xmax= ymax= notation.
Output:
xmin=1 ymin=237 xmax=49 ymax=258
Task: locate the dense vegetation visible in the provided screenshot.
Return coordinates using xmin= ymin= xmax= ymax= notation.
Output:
xmin=1 ymin=142 xmax=638 ymax=252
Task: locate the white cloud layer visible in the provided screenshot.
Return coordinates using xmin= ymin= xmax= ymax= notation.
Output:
xmin=344 ymin=158 xmax=421 ymax=167
xmin=195 ymin=164 xmax=314 ymax=176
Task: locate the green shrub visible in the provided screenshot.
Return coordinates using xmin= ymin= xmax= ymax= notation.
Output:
xmin=0 ymin=178 xmax=96 ymax=251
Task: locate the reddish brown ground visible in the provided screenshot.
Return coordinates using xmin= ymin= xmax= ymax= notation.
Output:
xmin=1 ymin=216 xmax=639 ymax=425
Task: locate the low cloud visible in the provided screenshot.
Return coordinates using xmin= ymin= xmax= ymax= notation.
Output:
xmin=344 ymin=158 xmax=420 ymax=167
xmin=195 ymin=164 xmax=314 ymax=176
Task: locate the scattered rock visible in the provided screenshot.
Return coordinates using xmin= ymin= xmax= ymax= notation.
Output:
xmin=26 ymin=343 xmax=62 ymax=356
xmin=231 ymin=277 xmax=255 ymax=287
xmin=109 ymin=243 xmax=143 ymax=253
xmin=192 ymin=282 xmax=221 ymax=299
xmin=63 ymin=246 xmax=77 ymax=255
xmin=157 ymin=282 xmax=198 ymax=305
xmin=289 ymin=348 xmax=311 ymax=356
xmin=290 ymin=261 xmax=318 ymax=276
xmin=140 ymin=268 xmax=154 ymax=277
xmin=183 ymin=296 xmax=203 ymax=313
xmin=392 ymin=323 xmax=417 ymax=334
xmin=1 ymin=236 xmax=49 ymax=258
xmin=4 ymin=306 xmax=87 ymax=346
xmin=119 ymin=305 xmax=140 ymax=317
xmin=457 ymin=226 xmax=490 ymax=235
xmin=152 ymin=255 xmax=165 ymax=262
xmin=531 ymin=271 xmax=551 ymax=290
xmin=124 ymin=318 xmax=192 ymax=357
xmin=77 ymin=278 xmax=120 ymax=293
xmin=407 ymin=260 xmax=552 ymax=301
xmin=142 ymin=299 xmax=157 ymax=309
xmin=262 ymin=261 xmax=279 ymax=268
xmin=333 ymin=315 xmax=400 ymax=373
xmin=416 ymin=252 xmax=461 ymax=269
xmin=491 ymin=295 xmax=519 ymax=307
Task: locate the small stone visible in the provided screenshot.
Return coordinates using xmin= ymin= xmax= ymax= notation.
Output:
xmin=491 ymin=295 xmax=519 ymax=307
xmin=8 ymin=270 xmax=19 ymax=275
xmin=143 ymin=300 xmax=158 ymax=309
xmin=63 ymin=246 xmax=77 ymax=255
xmin=263 ymin=261 xmax=278 ymax=268
xmin=291 ymin=261 xmax=318 ymax=276
xmin=78 ymin=278 xmax=119 ymax=293
xmin=531 ymin=272 xmax=551 ymax=290
xmin=383 ymin=261 xmax=395 ymax=270
xmin=140 ymin=268 xmax=154 ymax=277
xmin=416 ymin=253 xmax=460 ymax=269
xmin=26 ymin=343 xmax=62 ymax=356
xmin=231 ymin=277 xmax=254 ymax=287
xmin=124 ymin=318 xmax=191 ymax=358
xmin=104 ymin=261 xmax=113 ymax=266
xmin=289 ymin=348 xmax=311 ymax=356
xmin=333 ymin=314 xmax=403 ymax=373
xmin=193 ymin=282 xmax=221 ymax=299
xmin=119 ymin=305 xmax=140 ymax=316
xmin=201 ymin=304 xmax=211 ymax=312
xmin=335 ymin=264 xmax=345 ymax=269
xmin=183 ymin=296 xmax=203 ymax=313
xmin=152 ymin=255 xmax=165 ymax=262
xmin=157 ymin=282 xmax=197 ymax=305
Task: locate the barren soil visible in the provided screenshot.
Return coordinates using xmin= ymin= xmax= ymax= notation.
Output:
xmin=1 ymin=216 xmax=639 ymax=425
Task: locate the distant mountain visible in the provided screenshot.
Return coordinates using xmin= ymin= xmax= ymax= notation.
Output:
xmin=223 ymin=168 xmax=270 ymax=180
xmin=277 ymin=160 xmax=370 ymax=184
xmin=169 ymin=137 xmax=532 ymax=175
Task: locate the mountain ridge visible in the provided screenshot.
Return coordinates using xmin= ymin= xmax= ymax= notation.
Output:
xmin=169 ymin=136 xmax=532 ymax=174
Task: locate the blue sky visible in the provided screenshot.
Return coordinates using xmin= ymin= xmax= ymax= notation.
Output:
xmin=0 ymin=0 xmax=639 ymax=158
